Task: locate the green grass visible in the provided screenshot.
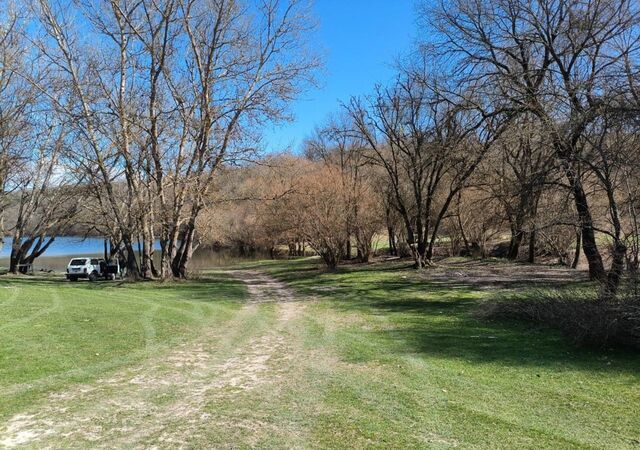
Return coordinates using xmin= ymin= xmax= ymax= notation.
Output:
xmin=236 ymin=258 xmax=640 ymax=449
xmin=1 ymin=259 xmax=639 ymax=448
xmin=0 ymin=274 xmax=246 ymax=420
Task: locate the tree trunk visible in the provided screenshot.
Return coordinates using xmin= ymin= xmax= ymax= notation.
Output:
xmin=9 ymin=251 xmax=21 ymax=274
xmin=528 ymin=229 xmax=536 ymax=264
xmin=158 ymin=225 xmax=179 ymax=280
xmin=387 ymin=226 xmax=397 ymax=256
xmin=321 ymin=247 xmax=341 ymax=270
xmin=568 ymin=173 xmax=606 ymax=282
xmin=159 ymin=242 xmax=171 ymax=279
xmin=122 ymin=235 xmax=140 ymax=279
xmin=410 ymin=244 xmax=424 ymax=269
xmin=141 ymin=233 xmax=153 ymax=279
xmin=9 ymin=235 xmax=56 ymax=274
xmin=571 ymin=229 xmax=581 ymax=269
xmin=356 ymin=240 xmax=370 ymax=263
xmin=507 ymin=222 xmax=524 ymax=260
xmin=172 ymin=215 xmax=197 ymax=279
xmin=9 ymin=229 xmax=24 ymax=274
xmin=426 ymin=191 xmax=458 ymax=262
xmin=603 ymin=241 xmax=627 ymax=299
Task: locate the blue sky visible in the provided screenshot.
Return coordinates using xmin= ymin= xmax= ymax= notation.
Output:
xmin=263 ymin=0 xmax=418 ymax=153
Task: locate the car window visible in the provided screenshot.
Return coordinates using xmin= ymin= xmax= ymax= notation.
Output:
xmin=90 ymin=259 xmax=100 ymax=265
xmin=70 ymin=259 xmax=87 ymax=266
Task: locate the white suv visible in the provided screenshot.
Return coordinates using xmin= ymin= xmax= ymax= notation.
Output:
xmin=66 ymin=258 xmax=103 ymax=282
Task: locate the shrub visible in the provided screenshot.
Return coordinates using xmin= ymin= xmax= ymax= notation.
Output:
xmin=477 ymin=287 xmax=640 ymax=349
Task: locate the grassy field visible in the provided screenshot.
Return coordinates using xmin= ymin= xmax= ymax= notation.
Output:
xmin=0 ymin=274 xmax=246 ymax=422
xmin=0 ymin=258 xmax=638 ymax=448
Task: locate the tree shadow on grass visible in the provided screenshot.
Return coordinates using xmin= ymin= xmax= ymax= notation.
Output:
xmin=287 ymin=267 xmax=640 ymax=376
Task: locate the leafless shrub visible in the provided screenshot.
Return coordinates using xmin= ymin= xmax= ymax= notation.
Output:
xmin=477 ymin=287 xmax=640 ymax=349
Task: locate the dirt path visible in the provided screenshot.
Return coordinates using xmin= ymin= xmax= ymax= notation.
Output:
xmin=0 ymin=270 xmax=303 ymax=449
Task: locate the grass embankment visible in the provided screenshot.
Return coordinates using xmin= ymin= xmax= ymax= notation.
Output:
xmin=0 ymin=258 xmax=638 ymax=448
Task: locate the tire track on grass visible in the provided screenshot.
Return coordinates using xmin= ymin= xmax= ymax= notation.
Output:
xmin=0 ymin=287 xmax=227 ymax=399
xmin=0 ymin=284 xmax=20 ymax=309
xmin=0 ymin=271 xmax=304 ymax=448
xmin=0 ymin=287 xmax=61 ymax=333
xmin=140 ymin=302 xmax=160 ymax=350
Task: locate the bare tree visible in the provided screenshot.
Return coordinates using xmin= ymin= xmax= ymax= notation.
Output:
xmin=8 ymin=127 xmax=78 ymax=273
xmin=445 ymin=187 xmax=504 ymax=258
xmin=348 ymin=64 xmax=506 ymax=268
xmin=159 ymin=0 xmax=318 ymax=278
xmin=427 ymin=0 xmax=640 ymax=295
xmin=304 ymin=114 xmax=382 ymax=262
xmin=28 ymin=0 xmax=317 ymax=279
xmin=29 ymin=0 xmax=150 ymax=276
xmin=479 ymin=116 xmax=558 ymax=260
xmin=0 ymin=3 xmax=32 ymax=250
xmin=197 ymin=155 xmax=306 ymax=258
xmin=294 ymin=163 xmax=349 ymax=269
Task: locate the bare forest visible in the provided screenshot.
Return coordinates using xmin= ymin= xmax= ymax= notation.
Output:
xmin=2 ymin=0 xmax=640 ymax=300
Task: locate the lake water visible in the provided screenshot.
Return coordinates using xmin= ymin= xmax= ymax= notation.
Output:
xmin=0 ymin=236 xmax=268 ymax=272
xmin=0 ymin=236 xmax=141 ymax=258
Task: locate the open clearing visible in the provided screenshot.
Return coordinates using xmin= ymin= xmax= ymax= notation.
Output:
xmin=0 ymin=258 xmax=639 ymax=448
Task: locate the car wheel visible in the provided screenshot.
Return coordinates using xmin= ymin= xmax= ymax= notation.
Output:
xmin=88 ymin=271 xmax=98 ymax=282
